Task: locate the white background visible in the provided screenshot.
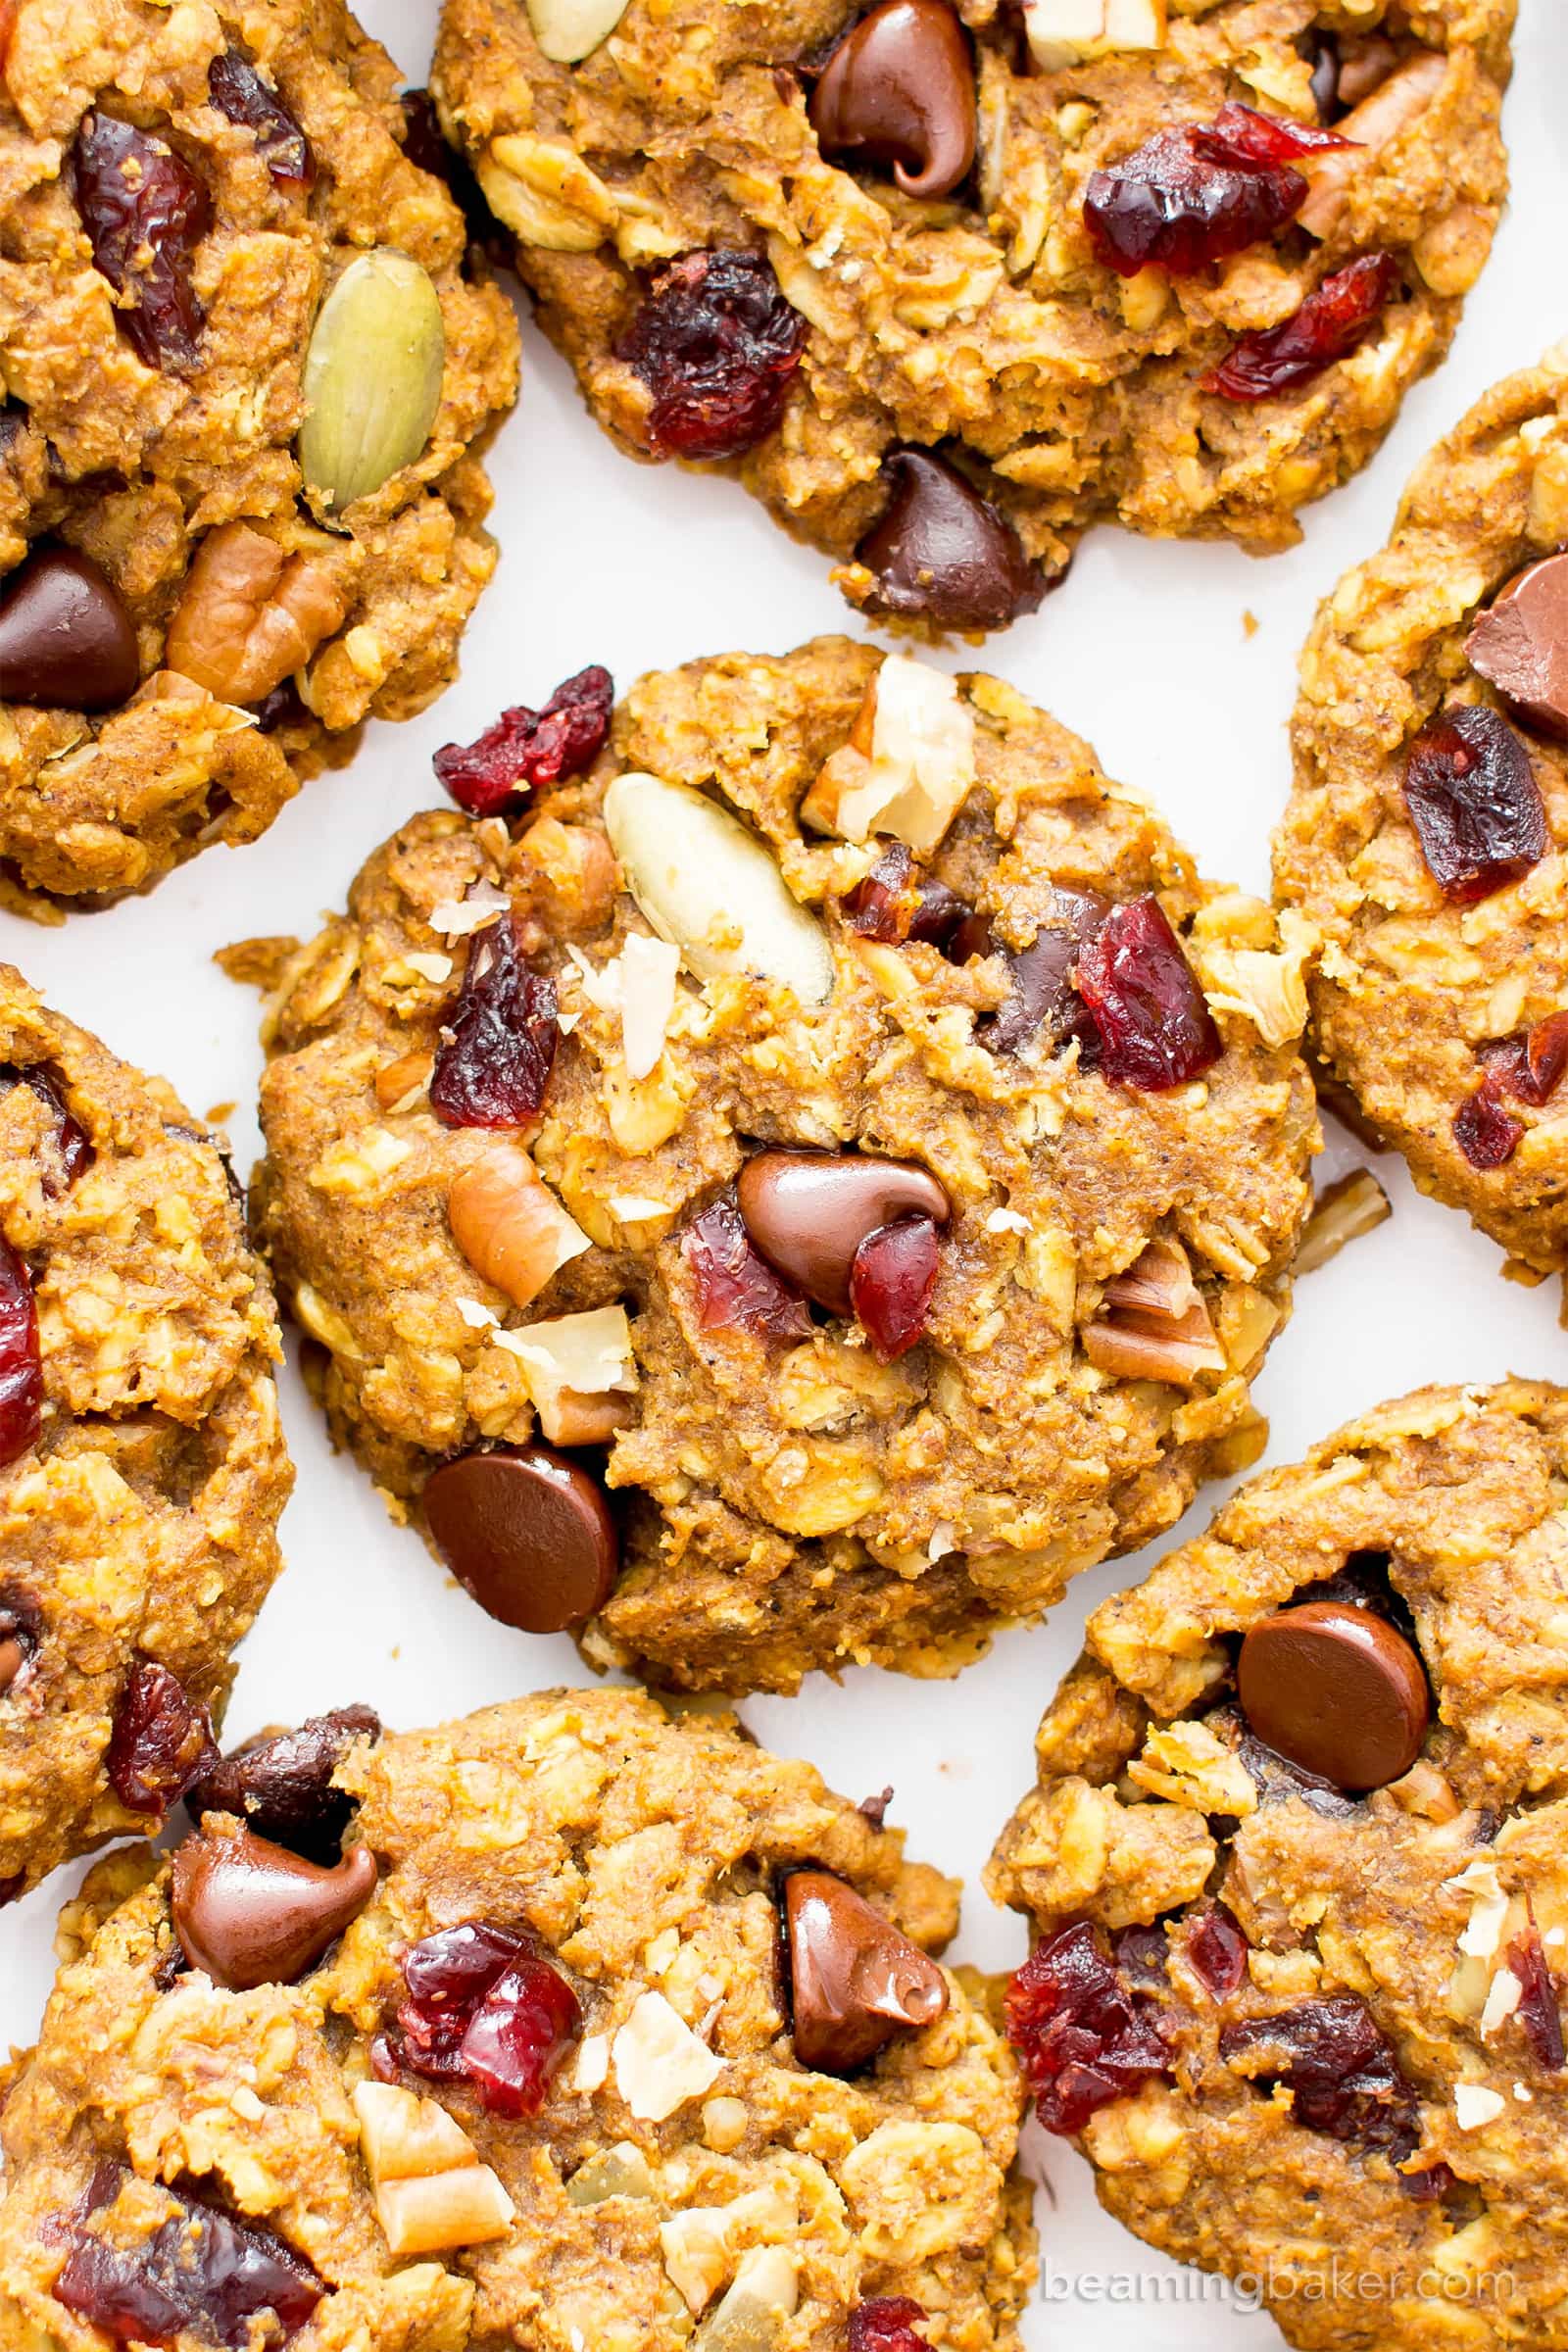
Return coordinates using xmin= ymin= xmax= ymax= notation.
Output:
xmin=2 ymin=9 xmax=1565 ymax=2343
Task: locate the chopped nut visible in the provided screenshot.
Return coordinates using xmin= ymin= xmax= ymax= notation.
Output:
xmin=612 ymin=1989 xmax=725 ymax=2122
xmin=1453 ymin=2082 xmax=1506 ymax=2132
xmin=477 ymin=132 xmax=617 ymax=251
xmin=447 ymin=1141 xmax=591 ymax=1309
xmin=565 ymin=2139 xmax=653 ymax=2204
xmin=514 ymin=815 xmax=619 ymax=937
xmin=1083 ymin=1236 xmax=1225 ymax=1386
xmin=805 ymin=658 xmax=976 ymax=855
xmin=494 ymin=1304 xmax=638 ymax=1445
xmin=1294 ymin=1169 xmax=1392 ymax=1277
xmin=702 ymin=2095 xmax=749 ymax=2153
xmin=166 ymin=523 xmax=348 ymax=706
xmin=374 ymin=1049 xmax=433 ymax=1111
xmin=1298 ymin=53 xmax=1447 ymax=240
xmin=354 ymin=2081 xmax=514 ymax=2257
xmin=692 ymin=2247 xmax=799 ymax=2352
xmin=1024 ymin=0 xmax=1165 ymax=72
xmin=1387 ymin=1758 xmax=1460 ymax=1823
xmin=525 ymin=0 xmax=631 ymax=64
xmin=1127 ymin=1720 xmax=1257 ymax=1816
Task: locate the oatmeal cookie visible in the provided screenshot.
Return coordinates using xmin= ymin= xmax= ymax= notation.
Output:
xmin=0 ymin=963 xmax=292 ymax=1901
xmin=989 ymin=1378 xmax=1568 ymax=2352
xmin=250 ymin=635 xmax=1316 ymax=1693
xmin=0 ymin=1687 xmax=1034 ymax=2350
xmin=1276 ymin=352 xmax=1568 ymax=1281
xmin=431 ymin=0 xmax=1510 ymax=633
xmin=0 ymin=0 xmax=518 ymax=912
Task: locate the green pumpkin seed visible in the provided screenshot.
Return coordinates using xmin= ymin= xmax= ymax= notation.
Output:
xmin=299 ymin=251 xmax=445 ymax=514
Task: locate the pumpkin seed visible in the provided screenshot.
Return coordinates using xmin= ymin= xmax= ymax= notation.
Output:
xmin=299 ymin=251 xmax=445 ymax=514
xmin=525 ymin=0 xmax=630 ymax=64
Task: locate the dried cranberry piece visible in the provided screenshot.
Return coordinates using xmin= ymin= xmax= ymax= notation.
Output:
xmin=3 ymin=1063 xmax=93 ymax=1194
xmin=429 ymin=915 xmax=559 ymax=1129
xmin=105 ymin=1660 xmax=219 ymax=1818
xmin=1112 ymin=1924 xmax=1169 ymax=1987
xmin=54 ymin=2240 xmax=186 ymax=2343
xmin=617 ymin=249 xmax=808 ymax=460
xmin=1507 ymin=1926 xmax=1566 ymax=2072
xmin=395 ymin=1919 xmax=529 ymax=2078
xmin=73 ymin=112 xmax=213 ymax=372
xmin=1187 ymin=1906 xmax=1249 ymax=1999
xmin=1481 ymin=1010 xmax=1568 ymax=1108
xmin=53 ymin=2171 xmax=321 ymax=2349
xmin=434 ymin=665 xmax=613 ymax=817
xmin=0 ymin=1238 xmax=42 ymax=1470
xmin=1403 ymin=703 xmax=1546 ymax=904
xmin=458 ymin=1951 xmax=581 ymax=2115
xmin=1074 ymin=896 xmax=1221 ymax=1091
xmin=842 ymin=842 xmax=980 ymax=958
xmin=985 ymin=889 xmax=1108 ymax=1059
xmin=850 ymin=2298 xmax=929 ymax=2352
xmin=1005 ymin=1922 xmax=1171 ymax=2134
xmin=1202 ymin=252 xmax=1400 ymax=400
xmin=1084 ymin=104 xmax=1346 ymax=278
xmin=683 ymin=1191 xmax=813 ymax=1344
xmin=1220 ymin=1995 xmax=1423 ymax=2159
xmin=850 ymin=1214 xmax=940 ymax=1360
xmin=208 ymin=51 xmax=315 ymax=189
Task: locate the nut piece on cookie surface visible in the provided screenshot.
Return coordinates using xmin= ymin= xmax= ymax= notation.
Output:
xmin=1277 ymin=353 xmax=1568 ymax=1283
xmin=0 ymin=1690 xmax=1036 ymax=2348
xmin=0 ymin=0 xmax=518 ymax=913
xmin=250 ymin=634 xmax=1316 ymax=1694
xmin=0 ymin=964 xmax=292 ymax=1900
xmin=430 ymin=0 xmax=1510 ymax=627
xmin=989 ymin=1379 xmax=1568 ymax=2351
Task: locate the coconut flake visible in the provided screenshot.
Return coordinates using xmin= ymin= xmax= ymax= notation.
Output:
xmin=927 ymin=1520 xmax=958 ymax=1564
xmin=457 ymin=1298 xmax=500 ymax=1330
xmin=986 ymin=1206 xmax=1030 ymax=1235
xmin=497 ymin=1307 xmax=637 ymax=1411
xmin=427 ymin=882 xmax=511 ymax=938
xmin=1453 ymin=2082 xmax=1506 ymax=2132
xmin=1481 ymin=1965 xmax=1524 ymax=2037
xmin=612 ymin=1990 xmax=724 ymax=2122
xmin=574 ymin=2034 xmax=611 ymax=2094
xmin=834 ymin=657 xmax=976 ymax=855
xmin=1447 ymin=1862 xmax=1510 ymax=1961
xmin=619 ymin=933 xmax=681 ymax=1079
xmin=405 ymin=951 xmax=454 ymax=984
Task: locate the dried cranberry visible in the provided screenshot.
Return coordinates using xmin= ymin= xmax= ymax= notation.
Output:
xmin=208 ymin=51 xmax=315 ymax=189
xmin=395 ymin=1920 xmax=529 ymax=2078
xmin=1220 ymin=1995 xmax=1423 ymax=2159
xmin=1084 ymin=104 xmax=1347 ymax=278
xmin=3 ymin=1063 xmax=93 ymax=1194
xmin=105 ymin=1660 xmax=219 ymax=1818
xmin=1403 ymin=704 xmax=1546 ymax=904
xmin=1203 ymin=252 xmax=1400 ymax=400
xmin=850 ymin=1215 xmax=940 ymax=1360
xmin=1074 ymin=896 xmax=1221 ymax=1091
xmin=1005 ymin=1922 xmax=1171 ymax=2134
xmin=73 ymin=112 xmax=212 ymax=371
xmin=682 ymin=1191 xmax=813 ymax=1344
xmin=184 ymin=1704 xmax=381 ymax=1861
xmin=1187 ymin=1907 xmax=1249 ymax=1999
xmin=985 ymin=889 xmax=1108 ymax=1059
xmin=1112 ymin=1924 xmax=1170 ymax=1987
xmin=0 ymin=1238 xmax=42 ymax=1470
xmin=617 ymin=249 xmax=808 ymax=460
xmin=434 ymin=664 xmax=613 ymax=817
xmin=850 ymin=2299 xmax=929 ymax=2352
xmin=1507 ymin=1926 xmax=1565 ymax=2072
xmin=53 ymin=2171 xmax=321 ymax=2349
xmin=458 ymin=1952 xmax=581 ymax=2115
xmin=842 ymin=842 xmax=980 ymax=958
xmin=1481 ymin=1010 xmax=1568 ymax=1107
xmin=429 ymin=915 xmax=559 ymax=1129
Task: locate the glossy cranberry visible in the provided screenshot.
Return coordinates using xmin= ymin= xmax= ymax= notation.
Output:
xmin=1203 ymin=252 xmax=1400 ymax=399
xmin=459 ymin=1951 xmax=582 ymax=2115
xmin=0 ymin=1239 xmax=42 ymax=1470
xmin=850 ymin=1215 xmax=940 ymax=1360
xmin=1480 ymin=1010 xmax=1568 ymax=1108
xmin=1453 ymin=1077 xmax=1523 ymax=1171
xmin=53 ymin=2172 xmax=321 ymax=2348
xmin=1084 ymin=103 xmax=1348 ymax=278
xmin=1508 ymin=1926 xmax=1565 ymax=2072
xmin=105 ymin=1660 xmax=219 ymax=1818
xmin=73 ymin=112 xmax=212 ymax=371
xmin=682 ymin=1191 xmax=813 ymax=1344
xmin=429 ymin=915 xmax=559 ymax=1129
xmin=398 ymin=1920 xmax=529 ymax=2077
xmin=985 ymin=889 xmax=1108 ymax=1059
xmin=3 ymin=1063 xmax=93 ymax=1194
xmin=1403 ymin=703 xmax=1546 ymax=904
xmin=434 ymin=664 xmax=613 ymax=816
xmin=617 ymin=249 xmax=808 ymax=460
xmin=1220 ymin=1995 xmax=1422 ymax=2158
xmin=1187 ymin=1907 xmax=1249 ymax=1999
xmin=850 ymin=2298 xmax=930 ymax=2352
xmin=1005 ymin=1922 xmax=1170 ymax=2133
xmin=1074 ymin=896 xmax=1221 ymax=1091
xmin=208 ymin=51 xmax=314 ymax=188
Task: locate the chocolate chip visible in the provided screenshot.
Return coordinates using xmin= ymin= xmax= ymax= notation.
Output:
xmin=1238 ymin=1599 xmax=1430 ymax=1792
xmin=171 ymin=1824 xmax=378 ymax=1990
xmin=736 ymin=1148 xmax=951 ymax=1316
xmin=0 ymin=545 xmax=139 ymax=710
xmin=811 ymin=0 xmax=976 ymax=201
xmin=985 ymin=887 xmax=1109 ymax=1056
xmin=784 ymin=1869 xmax=950 ymax=2074
xmin=424 ymin=1445 xmax=618 ymax=1633
xmin=1465 ymin=554 xmax=1568 ymax=743
xmin=857 ymin=448 xmax=1046 ymax=632
xmin=184 ymin=1705 xmax=381 ymax=1862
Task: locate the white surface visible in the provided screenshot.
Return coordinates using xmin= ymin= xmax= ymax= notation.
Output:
xmin=2 ymin=10 xmax=1564 ymax=2343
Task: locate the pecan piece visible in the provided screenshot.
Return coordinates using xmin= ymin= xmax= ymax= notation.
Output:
xmin=1082 ymin=1235 xmax=1226 ymax=1384
xmin=166 ymin=522 xmax=348 ymax=706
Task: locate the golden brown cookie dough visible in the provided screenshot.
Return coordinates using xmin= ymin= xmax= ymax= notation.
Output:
xmin=0 ymin=964 xmax=292 ymax=1903
xmin=431 ymin=0 xmax=1511 ymax=629
xmin=0 ymin=0 xmax=518 ymax=911
xmin=251 ymin=634 xmax=1316 ymax=1693
xmin=990 ymin=1379 xmax=1568 ymax=2352
xmin=1276 ymin=352 xmax=1568 ymax=1281
xmin=0 ymin=1688 xmax=1035 ymax=2350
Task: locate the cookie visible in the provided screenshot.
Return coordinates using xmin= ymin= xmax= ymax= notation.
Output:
xmin=989 ymin=1379 xmax=1568 ymax=2352
xmin=0 ymin=1688 xmax=1035 ymax=2349
xmin=430 ymin=0 xmax=1511 ymax=633
xmin=0 ymin=964 xmax=292 ymax=1901
xmin=249 ymin=634 xmax=1316 ymax=1692
xmin=1276 ymin=352 xmax=1568 ymax=1281
xmin=0 ymin=0 xmax=518 ymax=911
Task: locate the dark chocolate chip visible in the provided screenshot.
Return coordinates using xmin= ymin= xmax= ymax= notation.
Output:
xmin=811 ymin=0 xmax=976 ymax=201
xmin=171 ymin=1824 xmax=378 ymax=1990
xmin=857 ymin=448 xmax=1047 ymax=632
xmin=184 ymin=1705 xmax=381 ymax=1861
xmin=1238 ymin=1599 xmax=1430 ymax=1792
xmin=424 ymin=1445 xmax=618 ymax=1633
xmin=737 ymin=1148 xmax=950 ymax=1316
xmin=1466 ymin=553 xmax=1568 ymax=743
xmin=784 ymin=1868 xmax=949 ymax=2074
xmin=0 ymin=545 xmax=139 ymax=710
